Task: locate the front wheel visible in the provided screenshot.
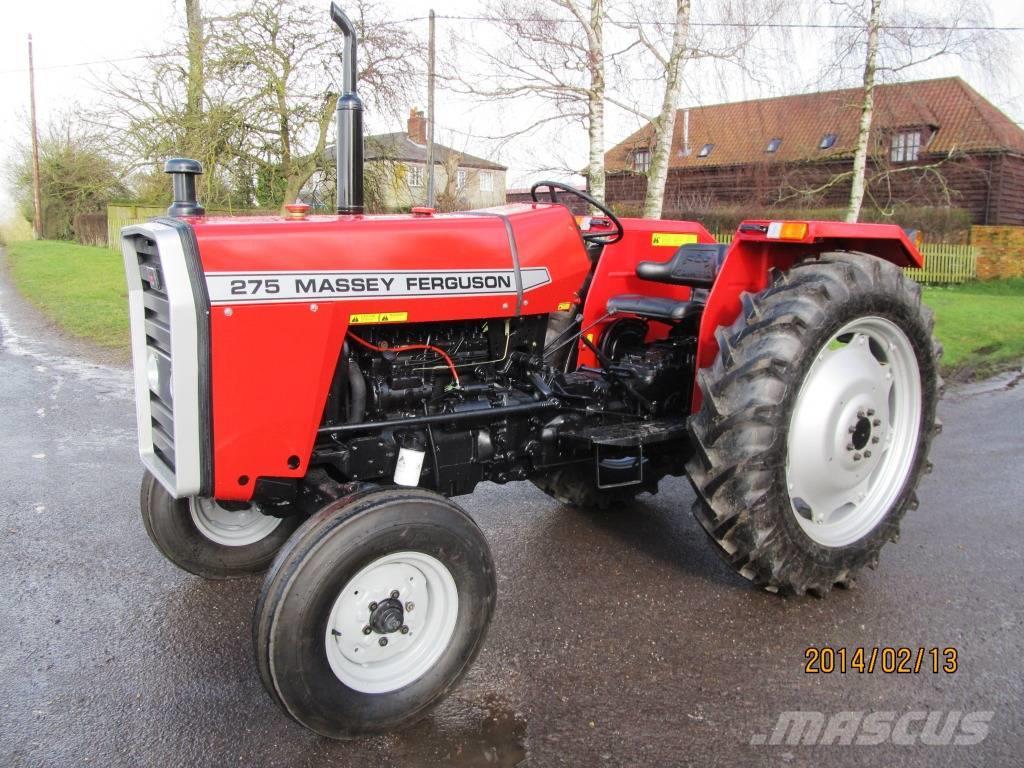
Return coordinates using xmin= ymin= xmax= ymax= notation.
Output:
xmin=140 ymin=472 xmax=301 ymax=579
xmin=253 ymin=487 xmax=496 ymax=739
xmin=687 ymin=252 xmax=942 ymax=595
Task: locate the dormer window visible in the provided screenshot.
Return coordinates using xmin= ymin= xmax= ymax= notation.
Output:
xmin=633 ymin=149 xmax=651 ymax=173
xmin=819 ymin=133 xmax=838 ymax=150
xmin=891 ymin=130 xmax=922 ymax=162
xmin=766 ymin=137 xmax=782 ymax=153
xmin=698 ymin=143 xmax=714 ymax=158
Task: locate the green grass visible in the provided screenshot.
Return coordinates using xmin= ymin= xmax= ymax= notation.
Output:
xmin=5 ymin=239 xmax=129 ymax=349
xmin=923 ymin=279 xmax=1024 ymax=378
xmin=3 ymin=239 xmax=1023 ymax=378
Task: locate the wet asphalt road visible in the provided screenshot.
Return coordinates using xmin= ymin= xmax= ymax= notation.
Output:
xmin=1 ymin=274 xmax=1022 ymax=768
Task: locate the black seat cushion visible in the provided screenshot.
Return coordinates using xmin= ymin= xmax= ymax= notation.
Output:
xmin=636 ymin=243 xmax=728 ymax=287
xmin=606 ymin=294 xmax=703 ymax=323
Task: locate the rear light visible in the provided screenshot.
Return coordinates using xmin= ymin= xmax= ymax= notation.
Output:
xmin=766 ymin=221 xmax=809 ymax=240
xmin=904 ymin=228 xmax=924 ymax=248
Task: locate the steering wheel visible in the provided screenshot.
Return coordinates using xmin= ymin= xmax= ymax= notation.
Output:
xmin=530 ymin=180 xmax=624 ymax=245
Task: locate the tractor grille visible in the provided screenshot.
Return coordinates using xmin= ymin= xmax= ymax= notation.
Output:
xmin=134 ymin=237 xmax=177 ymax=472
xmin=122 ymin=221 xmax=205 ymax=498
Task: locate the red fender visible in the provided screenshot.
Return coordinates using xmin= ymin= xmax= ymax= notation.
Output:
xmin=693 ymin=220 xmax=924 ymax=410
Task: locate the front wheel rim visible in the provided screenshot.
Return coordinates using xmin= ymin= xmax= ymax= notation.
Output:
xmin=324 ymin=551 xmax=459 ymax=694
xmin=189 ymin=497 xmax=283 ymax=547
xmin=786 ymin=316 xmax=922 ymax=548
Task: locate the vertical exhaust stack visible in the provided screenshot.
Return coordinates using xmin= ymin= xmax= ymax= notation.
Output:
xmin=330 ymin=3 xmax=364 ymax=215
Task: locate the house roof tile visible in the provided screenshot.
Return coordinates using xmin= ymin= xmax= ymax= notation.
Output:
xmin=606 ymin=77 xmax=1024 ymax=171
xmin=365 ymin=132 xmax=506 ymax=171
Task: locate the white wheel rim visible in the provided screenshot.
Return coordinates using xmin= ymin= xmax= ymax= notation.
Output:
xmin=786 ymin=316 xmax=922 ymax=548
xmin=188 ymin=497 xmax=283 ymax=547
xmin=324 ymin=551 xmax=459 ymax=695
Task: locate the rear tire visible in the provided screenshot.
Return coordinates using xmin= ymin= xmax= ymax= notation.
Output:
xmin=687 ymin=252 xmax=941 ymax=595
xmin=140 ymin=471 xmax=300 ymax=579
xmin=254 ymin=487 xmax=496 ymax=739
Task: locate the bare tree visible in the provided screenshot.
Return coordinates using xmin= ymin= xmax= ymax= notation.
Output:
xmin=451 ymin=0 xmax=613 ymax=201
xmin=94 ymin=0 xmax=418 ymax=210
xmin=612 ymin=0 xmax=779 ymax=219
xmin=824 ymin=0 xmax=1003 ymax=221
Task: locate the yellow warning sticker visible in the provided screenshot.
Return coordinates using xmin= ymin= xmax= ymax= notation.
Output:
xmin=651 ymin=232 xmax=699 ymax=247
xmin=557 ymin=301 xmax=574 ymax=311
xmin=349 ymin=312 xmax=408 ymax=324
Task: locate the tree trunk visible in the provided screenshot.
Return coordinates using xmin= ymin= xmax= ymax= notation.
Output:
xmin=585 ymin=0 xmax=605 ymax=203
xmin=184 ymin=0 xmax=204 ymax=126
xmin=642 ymin=0 xmax=690 ymax=220
xmin=846 ymin=0 xmax=882 ymax=223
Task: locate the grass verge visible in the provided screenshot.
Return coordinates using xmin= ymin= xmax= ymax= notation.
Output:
xmin=3 ymin=240 xmax=1023 ymax=380
xmin=5 ymin=239 xmax=129 ymax=350
xmin=922 ymin=279 xmax=1024 ymax=380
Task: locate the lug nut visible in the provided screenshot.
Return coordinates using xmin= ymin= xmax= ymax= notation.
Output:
xmin=400 ymin=625 xmax=410 ymax=634
xmin=846 ymin=443 xmax=854 ymax=451
xmin=362 ymin=625 xmax=372 ymax=635
xmin=857 ymin=410 xmax=865 ymax=418
xmin=405 ymin=602 xmax=415 ymax=612
xmin=369 ymin=602 xmax=378 ymax=611
xmin=866 ymin=408 xmax=875 ymax=416
xmin=864 ymin=450 xmax=872 ymax=458
xmin=390 ymin=590 xmax=399 ymax=599
xmin=853 ymin=453 xmax=862 ymax=461
xmin=379 ymin=637 xmax=388 ymax=647
xmin=871 ymin=436 xmax=880 ymax=444
xmin=872 ymin=418 xmax=881 ymax=427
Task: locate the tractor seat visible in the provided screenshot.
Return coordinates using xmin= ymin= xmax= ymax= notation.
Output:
xmin=606 ymin=294 xmax=703 ymax=323
xmin=636 ymin=242 xmax=728 ymax=287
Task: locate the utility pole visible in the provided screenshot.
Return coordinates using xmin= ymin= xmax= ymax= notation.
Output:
xmin=27 ymin=34 xmax=43 ymax=240
xmin=426 ymin=9 xmax=436 ymax=208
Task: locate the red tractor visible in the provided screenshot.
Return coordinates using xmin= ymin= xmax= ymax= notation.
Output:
xmin=122 ymin=3 xmax=940 ymax=740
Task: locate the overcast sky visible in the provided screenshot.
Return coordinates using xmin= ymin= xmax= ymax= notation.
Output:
xmin=1 ymin=0 xmax=1022 ymax=219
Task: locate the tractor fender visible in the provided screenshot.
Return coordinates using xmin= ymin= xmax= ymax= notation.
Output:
xmin=694 ymin=220 xmax=924 ymax=410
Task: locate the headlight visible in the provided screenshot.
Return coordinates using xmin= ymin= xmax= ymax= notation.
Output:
xmin=146 ymin=349 xmax=160 ymax=392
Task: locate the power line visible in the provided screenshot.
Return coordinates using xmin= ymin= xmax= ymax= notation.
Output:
xmin=3 ymin=17 xmax=1021 ymax=77
xmin=0 ymin=53 xmax=157 ymax=76
xmin=397 ymin=14 xmax=1024 ymax=32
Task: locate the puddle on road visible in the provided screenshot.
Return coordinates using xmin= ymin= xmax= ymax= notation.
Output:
xmin=399 ymin=693 xmax=528 ymax=767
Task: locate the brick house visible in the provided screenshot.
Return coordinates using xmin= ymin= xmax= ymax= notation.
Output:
xmin=605 ymin=77 xmax=1024 ymax=225
xmin=364 ymin=109 xmax=507 ymax=211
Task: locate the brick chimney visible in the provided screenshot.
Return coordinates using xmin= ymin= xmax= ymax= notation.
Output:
xmin=407 ymin=108 xmax=427 ymax=145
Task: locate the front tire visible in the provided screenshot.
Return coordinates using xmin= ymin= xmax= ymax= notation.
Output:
xmin=254 ymin=487 xmax=496 ymax=739
xmin=687 ymin=252 xmax=941 ymax=595
xmin=140 ymin=472 xmax=301 ymax=579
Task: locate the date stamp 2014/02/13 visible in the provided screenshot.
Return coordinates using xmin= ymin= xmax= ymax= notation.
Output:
xmin=804 ymin=646 xmax=958 ymax=674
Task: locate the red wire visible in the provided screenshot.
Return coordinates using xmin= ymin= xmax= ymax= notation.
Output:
xmin=346 ymin=331 xmax=462 ymax=387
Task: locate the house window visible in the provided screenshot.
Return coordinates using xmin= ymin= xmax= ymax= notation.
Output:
xmin=407 ymin=164 xmax=424 ymax=187
xmin=819 ymin=133 xmax=838 ymax=150
xmin=698 ymin=143 xmax=714 ymax=158
xmin=766 ymin=137 xmax=782 ymax=153
xmin=891 ymin=130 xmax=921 ymax=163
xmin=457 ymin=169 xmax=467 ymax=189
xmin=633 ymin=149 xmax=651 ymax=173
xmin=479 ymin=171 xmax=493 ymax=192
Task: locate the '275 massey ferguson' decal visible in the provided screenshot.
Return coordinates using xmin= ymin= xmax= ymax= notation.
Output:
xmin=205 ymin=267 xmax=551 ymax=304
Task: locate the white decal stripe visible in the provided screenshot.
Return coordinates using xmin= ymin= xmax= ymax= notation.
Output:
xmin=205 ymin=268 xmax=550 ymax=305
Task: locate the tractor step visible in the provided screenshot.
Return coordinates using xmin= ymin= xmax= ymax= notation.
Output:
xmin=560 ymin=417 xmax=690 ymax=448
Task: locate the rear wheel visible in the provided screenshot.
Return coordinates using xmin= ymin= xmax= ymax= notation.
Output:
xmin=254 ymin=487 xmax=496 ymax=739
xmin=687 ymin=252 xmax=941 ymax=595
xmin=140 ymin=471 xmax=300 ymax=579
